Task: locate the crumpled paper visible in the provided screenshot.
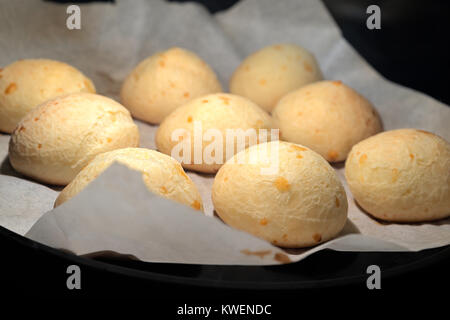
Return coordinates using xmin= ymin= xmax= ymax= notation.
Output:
xmin=0 ymin=0 xmax=449 ymax=265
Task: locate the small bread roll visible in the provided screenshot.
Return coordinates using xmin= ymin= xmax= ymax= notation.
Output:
xmin=0 ymin=59 xmax=95 ymax=133
xmin=120 ymin=47 xmax=222 ymax=124
xmin=212 ymin=141 xmax=348 ymax=248
xmin=9 ymin=93 xmax=139 ymax=185
xmin=345 ymin=129 xmax=450 ymax=222
xmin=272 ymin=80 xmax=382 ymax=162
xmin=229 ymin=44 xmax=323 ymax=112
xmin=55 ymin=148 xmax=203 ymax=211
xmin=155 ymin=93 xmax=273 ymax=173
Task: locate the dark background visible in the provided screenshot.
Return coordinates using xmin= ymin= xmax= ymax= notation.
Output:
xmin=3 ymin=0 xmax=450 ymax=309
xmin=172 ymin=0 xmax=450 ymax=105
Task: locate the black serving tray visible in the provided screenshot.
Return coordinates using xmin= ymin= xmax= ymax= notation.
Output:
xmin=2 ymin=225 xmax=449 ymax=292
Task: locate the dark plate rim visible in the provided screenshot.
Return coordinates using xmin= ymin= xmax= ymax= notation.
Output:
xmin=2 ymin=225 xmax=449 ymax=290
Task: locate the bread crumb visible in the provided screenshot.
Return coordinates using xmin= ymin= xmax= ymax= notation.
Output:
xmin=191 ymin=200 xmax=201 ymax=210
xmin=335 ymin=196 xmax=340 ymax=207
xmin=160 ymin=186 xmax=168 ymax=194
xmin=219 ymin=96 xmax=230 ymax=105
xmin=359 ymin=154 xmax=367 ymax=165
xmin=4 ymin=82 xmax=17 ymax=94
xmin=327 ymin=150 xmax=338 ymax=161
xmin=259 ymin=218 xmax=268 ymax=226
xmin=241 ymin=249 xmax=271 ymax=258
xmin=303 ymin=62 xmax=312 ymax=72
xmin=274 ymin=177 xmax=290 ymax=192
xmin=313 ymin=233 xmax=322 ymax=242
xmin=274 ymin=253 xmax=291 ymax=263
xmin=290 ymin=145 xmax=307 ymax=152
xmin=183 ymin=92 xmax=190 ymax=98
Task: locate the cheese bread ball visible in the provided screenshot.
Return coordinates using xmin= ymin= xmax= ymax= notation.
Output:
xmin=9 ymin=93 xmax=139 ymax=185
xmin=0 ymin=59 xmax=95 ymax=133
xmin=55 ymin=148 xmax=203 ymax=211
xmin=272 ymin=80 xmax=382 ymax=162
xmin=212 ymin=141 xmax=348 ymax=248
xmin=345 ymin=129 xmax=450 ymax=222
xmin=120 ymin=47 xmax=222 ymax=124
xmin=229 ymin=44 xmax=323 ymax=112
xmin=155 ymin=93 xmax=273 ymax=173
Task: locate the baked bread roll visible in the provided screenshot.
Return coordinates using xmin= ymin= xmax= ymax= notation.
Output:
xmin=345 ymin=129 xmax=450 ymax=222
xmin=9 ymin=93 xmax=139 ymax=185
xmin=155 ymin=93 xmax=273 ymax=173
xmin=55 ymin=148 xmax=203 ymax=211
xmin=212 ymin=141 xmax=348 ymax=248
xmin=120 ymin=47 xmax=222 ymax=124
xmin=0 ymin=59 xmax=95 ymax=133
xmin=272 ymin=80 xmax=382 ymax=162
xmin=229 ymin=43 xmax=323 ymax=112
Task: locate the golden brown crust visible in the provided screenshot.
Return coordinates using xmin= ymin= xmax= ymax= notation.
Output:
xmin=345 ymin=129 xmax=450 ymax=222
xmin=120 ymin=47 xmax=222 ymax=124
xmin=272 ymin=80 xmax=382 ymax=162
xmin=155 ymin=93 xmax=273 ymax=173
xmin=55 ymin=148 xmax=203 ymax=211
xmin=9 ymin=93 xmax=139 ymax=185
xmin=230 ymin=43 xmax=323 ymax=112
xmin=212 ymin=141 xmax=348 ymax=248
xmin=0 ymin=59 xmax=95 ymax=133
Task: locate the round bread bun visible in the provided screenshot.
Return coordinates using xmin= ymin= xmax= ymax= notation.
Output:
xmin=212 ymin=141 xmax=348 ymax=248
xmin=55 ymin=148 xmax=203 ymax=211
xmin=229 ymin=43 xmax=323 ymax=112
xmin=0 ymin=59 xmax=95 ymax=133
xmin=120 ymin=47 xmax=222 ymax=124
xmin=345 ymin=129 xmax=450 ymax=222
xmin=9 ymin=93 xmax=139 ymax=185
xmin=272 ymin=80 xmax=382 ymax=162
xmin=155 ymin=93 xmax=273 ymax=173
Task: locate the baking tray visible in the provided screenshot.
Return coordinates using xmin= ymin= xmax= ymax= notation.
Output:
xmin=3 ymin=225 xmax=449 ymax=290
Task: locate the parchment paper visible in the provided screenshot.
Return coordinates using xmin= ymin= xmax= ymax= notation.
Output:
xmin=0 ymin=0 xmax=449 ymax=265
